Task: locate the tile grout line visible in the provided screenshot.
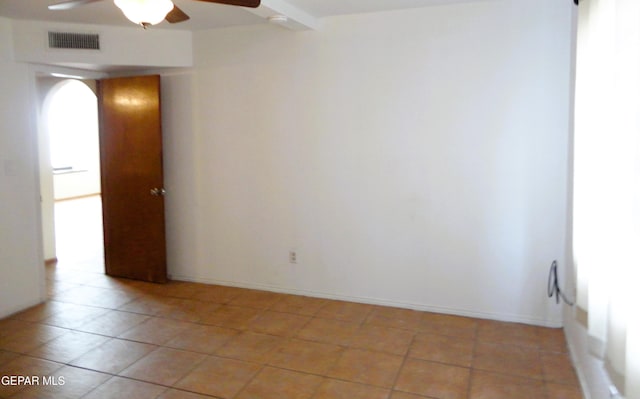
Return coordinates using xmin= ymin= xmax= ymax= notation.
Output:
xmin=387 ymin=327 xmax=417 ymax=398
xmin=466 ymin=319 xmax=481 ymax=398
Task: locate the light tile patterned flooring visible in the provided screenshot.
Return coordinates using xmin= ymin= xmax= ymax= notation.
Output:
xmin=0 ymin=198 xmax=584 ymax=398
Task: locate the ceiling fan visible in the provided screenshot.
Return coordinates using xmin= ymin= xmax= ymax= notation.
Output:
xmin=48 ymin=0 xmax=261 ymax=28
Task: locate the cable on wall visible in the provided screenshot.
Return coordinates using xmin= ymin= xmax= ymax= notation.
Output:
xmin=548 ymin=260 xmax=574 ymax=306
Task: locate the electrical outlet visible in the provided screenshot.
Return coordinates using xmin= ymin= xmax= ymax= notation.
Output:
xmin=289 ymin=250 xmax=297 ymax=264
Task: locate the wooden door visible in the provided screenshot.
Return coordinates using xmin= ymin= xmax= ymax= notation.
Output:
xmin=97 ymin=75 xmax=167 ymax=283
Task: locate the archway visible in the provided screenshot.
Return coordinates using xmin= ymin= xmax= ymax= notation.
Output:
xmin=41 ymin=78 xmax=104 ymax=272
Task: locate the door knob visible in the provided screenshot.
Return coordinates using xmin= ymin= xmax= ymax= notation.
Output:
xmin=150 ymin=188 xmax=166 ymax=196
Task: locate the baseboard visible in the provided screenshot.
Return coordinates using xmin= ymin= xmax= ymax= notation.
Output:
xmin=0 ymin=297 xmax=45 ymax=320
xmin=565 ymin=336 xmax=592 ymax=399
xmin=170 ymin=274 xmax=562 ymax=327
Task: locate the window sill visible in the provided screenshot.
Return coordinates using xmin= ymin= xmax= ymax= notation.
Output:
xmin=53 ymin=168 xmax=89 ymax=175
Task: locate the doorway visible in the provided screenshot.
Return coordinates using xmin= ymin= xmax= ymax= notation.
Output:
xmin=40 ymin=78 xmax=104 ymax=273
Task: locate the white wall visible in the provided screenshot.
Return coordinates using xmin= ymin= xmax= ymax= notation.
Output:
xmin=0 ymin=0 xmax=574 ymax=327
xmin=164 ymin=0 xmax=574 ymax=326
xmin=0 ymin=17 xmax=45 ymax=318
xmin=11 ymin=19 xmax=192 ymax=70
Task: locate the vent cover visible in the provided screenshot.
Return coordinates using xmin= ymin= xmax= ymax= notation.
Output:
xmin=48 ymin=32 xmax=100 ymax=50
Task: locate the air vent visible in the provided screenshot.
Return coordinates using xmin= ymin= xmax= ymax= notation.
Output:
xmin=48 ymin=32 xmax=100 ymax=50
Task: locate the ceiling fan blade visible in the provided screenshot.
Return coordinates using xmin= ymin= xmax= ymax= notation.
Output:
xmin=165 ymin=5 xmax=190 ymax=23
xmin=48 ymin=0 xmax=104 ymax=11
xmin=193 ymin=0 xmax=260 ymax=8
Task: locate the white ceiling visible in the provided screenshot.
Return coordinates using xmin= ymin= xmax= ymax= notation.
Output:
xmin=0 ymin=0 xmax=485 ymax=31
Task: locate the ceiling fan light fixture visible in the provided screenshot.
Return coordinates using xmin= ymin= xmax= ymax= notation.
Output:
xmin=114 ymin=0 xmax=174 ymax=26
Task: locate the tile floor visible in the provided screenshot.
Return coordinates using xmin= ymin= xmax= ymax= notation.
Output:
xmin=0 ymin=197 xmax=584 ymax=398
xmin=0 ymin=267 xmax=585 ymax=399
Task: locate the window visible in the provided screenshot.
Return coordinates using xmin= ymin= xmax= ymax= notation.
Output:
xmin=573 ymin=0 xmax=640 ymax=397
xmin=45 ymin=79 xmax=99 ymax=172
